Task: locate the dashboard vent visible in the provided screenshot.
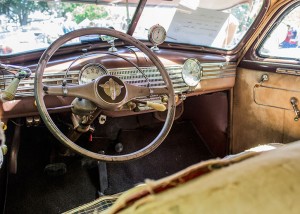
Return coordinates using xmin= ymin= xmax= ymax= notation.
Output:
xmin=109 ymin=66 xmax=189 ymax=93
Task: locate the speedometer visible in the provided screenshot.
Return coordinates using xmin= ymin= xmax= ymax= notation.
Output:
xmin=182 ymin=58 xmax=202 ymax=87
xmin=79 ymin=63 xmax=107 ymax=85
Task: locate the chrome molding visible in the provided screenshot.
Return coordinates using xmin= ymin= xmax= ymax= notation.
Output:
xmin=276 ymin=68 xmax=300 ymax=76
xmin=0 ymin=70 xmax=79 ymax=97
xmin=201 ymin=63 xmax=236 ymax=80
xmin=243 ymin=59 xmax=300 ymax=69
xmin=0 ymin=62 xmax=236 ymax=98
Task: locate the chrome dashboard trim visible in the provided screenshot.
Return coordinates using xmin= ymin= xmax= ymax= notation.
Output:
xmin=0 ymin=62 xmax=236 ymax=98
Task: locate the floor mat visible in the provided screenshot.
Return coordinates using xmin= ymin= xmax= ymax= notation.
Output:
xmin=4 ymin=127 xmax=99 ymax=214
xmin=104 ymin=121 xmax=213 ymax=195
xmin=4 ymin=121 xmax=213 ymax=213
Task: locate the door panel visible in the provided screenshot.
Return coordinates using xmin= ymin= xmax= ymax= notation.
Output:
xmin=232 ymin=68 xmax=300 ymax=153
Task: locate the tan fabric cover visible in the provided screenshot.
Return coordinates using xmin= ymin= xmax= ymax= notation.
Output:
xmin=103 ymin=141 xmax=300 ymax=214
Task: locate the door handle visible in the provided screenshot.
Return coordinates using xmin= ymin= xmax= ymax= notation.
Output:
xmin=290 ymin=97 xmax=300 ymax=121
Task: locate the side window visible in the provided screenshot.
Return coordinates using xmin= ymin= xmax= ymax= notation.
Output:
xmin=259 ymin=5 xmax=300 ymax=59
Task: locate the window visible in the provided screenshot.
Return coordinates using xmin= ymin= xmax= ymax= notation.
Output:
xmin=133 ymin=0 xmax=264 ymax=50
xmin=259 ymin=4 xmax=300 ymax=59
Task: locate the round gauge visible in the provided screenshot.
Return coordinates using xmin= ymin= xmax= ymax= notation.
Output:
xmin=148 ymin=24 xmax=167 ymax=45
xmin=79 ymin=63 xmax=107 ymax=85
xmin=182 ymin=58 xmax=202 ymax=87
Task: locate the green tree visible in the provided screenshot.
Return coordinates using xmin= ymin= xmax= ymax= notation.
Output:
xmin=61 ymin=3 xmax=108 ymax=24
xmin=0 ymin=0 xmax=48 ymax=26
xmin=230 ymin=4 xmax=250 ymax=32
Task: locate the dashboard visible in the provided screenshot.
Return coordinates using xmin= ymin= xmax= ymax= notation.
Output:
xmin=0 ymin=48 xmax=236 ymax=120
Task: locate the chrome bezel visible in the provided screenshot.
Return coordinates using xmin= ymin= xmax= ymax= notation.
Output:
xmin=79 ymin=63 xmax=107 ymax=85
xmin=182 ymin=58 xmax=203 ymax=87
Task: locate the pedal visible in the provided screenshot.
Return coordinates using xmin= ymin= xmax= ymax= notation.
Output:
xmin=44 ymin=163 xmax=67 ymax=176
xmin=97 ymin=151 xmax=108 ymax=196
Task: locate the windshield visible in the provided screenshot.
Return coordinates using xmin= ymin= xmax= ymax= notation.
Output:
xmin=0 ymin=0 xmax=265 ymax=55
xmin=0 ymin=0 xmax=138 ymax=55
xmin=133 ymin=0 xmax=264 ymax=50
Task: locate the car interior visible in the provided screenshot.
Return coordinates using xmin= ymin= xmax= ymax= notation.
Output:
xmin=1 ymin=0 xmax=300 ymax=213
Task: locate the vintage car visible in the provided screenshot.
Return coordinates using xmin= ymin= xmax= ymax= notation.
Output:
xmin=1 ymin=0 xmax=300 ymax=213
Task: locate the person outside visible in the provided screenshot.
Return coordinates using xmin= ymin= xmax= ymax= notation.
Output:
xmin=279 ymin=25 xmax=298 ymax=48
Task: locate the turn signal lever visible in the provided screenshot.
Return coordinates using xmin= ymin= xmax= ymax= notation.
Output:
xmin=131 ymin=99 xmax=166 ymax=112
xmin=0 ymin=63 xmax=32 ymax=101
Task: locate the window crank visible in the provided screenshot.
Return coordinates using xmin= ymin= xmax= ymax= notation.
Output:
xmin=290 ymin=97 xmax=300 ymax=121
xmin=259 ymin=74 xmax=269 ymax=84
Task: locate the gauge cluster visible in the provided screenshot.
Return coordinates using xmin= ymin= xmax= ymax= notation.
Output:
xmin=79 ymin=63 xmax=107 ymax=85
xmin=78 ymin=58 xmax=202 ymax=90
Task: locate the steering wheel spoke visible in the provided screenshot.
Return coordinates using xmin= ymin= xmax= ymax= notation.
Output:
xmin=125 ymin=83 xmax=168 ymax=101
xmin=43 ymin=82 xmax=99 ymax=103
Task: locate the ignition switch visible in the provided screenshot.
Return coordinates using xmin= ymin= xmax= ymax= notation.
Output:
xmin=99 ymin=115 xmax=107 ymax=125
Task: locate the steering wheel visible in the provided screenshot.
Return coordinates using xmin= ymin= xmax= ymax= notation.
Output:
xmin=34 ymin=28 xmax=176 ymax=162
